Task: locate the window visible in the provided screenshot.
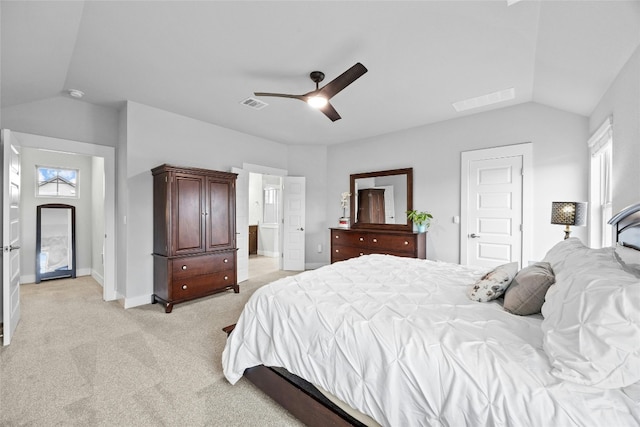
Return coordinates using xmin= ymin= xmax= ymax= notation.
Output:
xmin=588 ymin=118 xmax=613 ymax=248
xmin=37 ymin=166 xmax=79 ymax=198
xmin=263 ymin=186 xmax=279 ymax=224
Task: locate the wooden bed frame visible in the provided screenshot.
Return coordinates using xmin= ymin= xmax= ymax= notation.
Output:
xmin=224 ymin=202 xmax=640 ymax=427
xmin=222 ymin=325 xmax=366 ymax=427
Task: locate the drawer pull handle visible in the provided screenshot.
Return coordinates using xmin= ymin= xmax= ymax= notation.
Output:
xmin=335 ymin=249 xmax=339 ymax=253
xmin=181 ymin=265 xmax=187 ymax=270
xmin=223 ymin=259 xmax=228 ymax=263
xmin=373 ymin=238 xmax=378 ymax=243
xmin=224 ymin=276 xmax=229 ymax=280
xmin=182 ymin=284 xmax=188 ymax=290
xmin=404 ymin=241 xmax=409 ymax=245
xmin=359 ymin=237 xmax=364 ymax=241
xmin=359 ymin=252 xmax=364 ymax=256
xmin=335 ymin=235 xmax=339 ymax=239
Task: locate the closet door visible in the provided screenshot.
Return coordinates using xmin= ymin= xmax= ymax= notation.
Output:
xmin=172 ymin=173 xmax=206 ymax=255
xmin=205 ymin=176 xmax=236 ymax=251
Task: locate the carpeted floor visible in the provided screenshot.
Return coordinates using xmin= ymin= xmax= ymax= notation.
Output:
xmin=0 ymin=263 xmax=303 ymax=426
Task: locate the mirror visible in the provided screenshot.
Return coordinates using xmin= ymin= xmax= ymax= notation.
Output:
xmin=36 ymin=204 xmax=76 ymax=283
xmin=350 ymin=168 xmax=413 ymax=231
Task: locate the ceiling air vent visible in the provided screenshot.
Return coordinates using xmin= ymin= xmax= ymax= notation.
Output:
xmin=241 ymin=97 xmax=268 ymax=110
xmin=452 ymin=88 xmax=515 ymax=112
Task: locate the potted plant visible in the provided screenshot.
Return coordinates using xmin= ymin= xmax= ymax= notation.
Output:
xmin=406 ymin=209 xmax=433 ymax=233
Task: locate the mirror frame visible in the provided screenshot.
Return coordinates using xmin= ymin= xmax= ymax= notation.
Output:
xmin=36 ymin=203 xmax=77 ymax=283
xmin=350 ymin=167 xmax=413 ymax=231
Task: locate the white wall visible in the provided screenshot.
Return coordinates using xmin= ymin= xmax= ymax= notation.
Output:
xmin=123 ymin=101 xmax=289 ymax=306
xmin=20 ymin=148 xmax=94 ymax=283
xmin=91 ymin=156 xmax=105 ymax=284
xmin=590 ymin=45 xmax=640 ymax=213
xmin=287 ymin=144 xmax=328 ymax=269
xmin=326 ymin=102 xmax=590 ymax=264
xmin=1 ymin=96 xmax=119 ymax=148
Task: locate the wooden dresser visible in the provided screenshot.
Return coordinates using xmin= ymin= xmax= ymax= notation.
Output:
xmin=152 ymin=164 xmax=237 ymax=313
xmin=330 ymin=228 xmax=426 ymax=263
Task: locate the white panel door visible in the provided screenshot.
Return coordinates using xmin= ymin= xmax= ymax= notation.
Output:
xmin=465 ymin=155 xmax=523 ymax=268
xmin=282 ymin=176 xmax=305 ymax=271
xmin=2 ymin=129 xmax=21 ymax=346
xmin=232 ymin=167 xmax=249 ymax=283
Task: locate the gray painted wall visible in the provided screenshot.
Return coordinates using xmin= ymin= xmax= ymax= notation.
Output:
xmin=325 ymin=102 xmax=590 ymax=264
xmin=590 ymin=45 xmax=640 ymax=213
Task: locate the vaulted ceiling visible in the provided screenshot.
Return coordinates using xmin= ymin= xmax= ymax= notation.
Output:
xmin=2 ymin=1 xmax=639 ymax=145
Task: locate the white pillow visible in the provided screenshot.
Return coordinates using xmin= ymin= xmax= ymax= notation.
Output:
xmin=542 ymin=237 xmax=616 ymax=280
xmin=467 ymin=262 xmax=518 ymax=302
xmin=541 ymin=252 xmax=640 ymax=389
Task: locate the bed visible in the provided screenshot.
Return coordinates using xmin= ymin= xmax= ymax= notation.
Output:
xmin=222 ymin=204 xmax=640 ymax=426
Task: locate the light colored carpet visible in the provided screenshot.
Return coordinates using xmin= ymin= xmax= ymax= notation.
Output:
xmin=0 ymin=264 xmax=303 ymax=426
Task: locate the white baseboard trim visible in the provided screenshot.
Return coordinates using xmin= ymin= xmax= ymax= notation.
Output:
xmin=124 ymin=294 xmax=153 ymax=309
xmin=20 ymin=268 xmax=92 ymax=285
xmin=258 ymin=250 xmax=280 ymax=257
xmin=91 ymin=270 xmax=104 ymax=287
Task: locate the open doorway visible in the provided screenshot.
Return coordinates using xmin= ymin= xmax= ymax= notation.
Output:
xmin=248 ymin=172 xmax=282 ymax=278
xmin=15 ymin=132 xmax=116 ymax=301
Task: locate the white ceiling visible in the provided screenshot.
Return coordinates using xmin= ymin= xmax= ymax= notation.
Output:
xmin=2 ymin=1 xmax=639 ymax=145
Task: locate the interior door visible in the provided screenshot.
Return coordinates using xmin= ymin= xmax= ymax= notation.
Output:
xmin=282 ymin=176 xmax=305 ymax=271
xmin=2 ymin=129 xmax=21 ymax=346
xmin=462 ymin=154 xmax=523 ymax=268
xmin=232 ymin=167 xmax=249 ymax=282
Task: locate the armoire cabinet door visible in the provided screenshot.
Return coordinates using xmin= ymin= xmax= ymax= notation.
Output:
xmin=172 ymin=173 xmax=206 ymax=255
xmin=205 ymin=177 xmax=236 ymax=251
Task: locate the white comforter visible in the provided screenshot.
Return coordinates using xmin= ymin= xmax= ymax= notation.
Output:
xmin=222 ymin=255 xmax=639 ymax=427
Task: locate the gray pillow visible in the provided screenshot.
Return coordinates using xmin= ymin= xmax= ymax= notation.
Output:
xmin=467 ymin=262 xmax=519 ymax=302
xmin=503 ymin=262 xmax=555 ymax=315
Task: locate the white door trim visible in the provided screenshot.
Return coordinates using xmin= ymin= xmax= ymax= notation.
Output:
xmin=14 ymin=132 xmax=117 ymax=301
xmin=460 ymin=143 xmax=532 ymax=267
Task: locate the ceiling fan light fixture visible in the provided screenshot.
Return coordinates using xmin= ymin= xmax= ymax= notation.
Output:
xmin=307 ymin=96 xmax=328 ymax=109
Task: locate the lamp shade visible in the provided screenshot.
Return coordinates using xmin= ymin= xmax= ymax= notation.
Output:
xmin=551 ymin=202 xmax=587 ymax=226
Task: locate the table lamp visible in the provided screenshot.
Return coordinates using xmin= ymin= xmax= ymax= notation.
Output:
xmin=551 ymin=201 xmax=587 ymax=240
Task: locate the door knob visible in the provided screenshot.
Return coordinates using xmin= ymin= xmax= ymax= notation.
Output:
xmin=469 ymin=233 xmax=480 ymax=239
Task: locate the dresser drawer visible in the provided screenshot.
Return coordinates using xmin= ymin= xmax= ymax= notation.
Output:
xmin=331 ymin=230 xmax=369 ymax=246
xmin=366 ymin=234 xmax=416 ymax=253
xmin=171 ymin=252 xmax=235 ymax=280
xmin=332 ymin=244 xmax=372 ymax=261
xmin=171 ymin=269 xmax=236 ymax=300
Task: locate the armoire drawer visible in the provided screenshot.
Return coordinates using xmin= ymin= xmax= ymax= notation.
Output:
xmin=171 ymin=252 xmax=235 ymax=280
xmin=171 ymin=270 xmax=236 ymax=300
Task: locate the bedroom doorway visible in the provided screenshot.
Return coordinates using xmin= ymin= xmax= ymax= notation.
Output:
xmin=14 ymin=132 xmax=116 ymax=301
xmin=460 ymin=143 xmax=532 ymax=268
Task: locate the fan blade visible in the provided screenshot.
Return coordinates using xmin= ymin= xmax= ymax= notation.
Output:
xmin=254 ymin=92 xmax=305 ymax=101
xmin=318 ymin=63 xmax=367 ymax=99
xmin=320 ymin=102 xmax=341 ymax=122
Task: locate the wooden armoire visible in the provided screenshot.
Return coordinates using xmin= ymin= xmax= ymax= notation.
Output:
xmin=151 ymin=164 xmax=237 ymax=313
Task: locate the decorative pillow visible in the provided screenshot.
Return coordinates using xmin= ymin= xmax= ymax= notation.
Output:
xmin=614 ymin=243 xmax=640 ymax=277
xmin=503 ymin=262 xmax=555 ymax=316
xmin=467 ymin=262 xmax=518 ymax=302
xmin=541 ymin=237 xmax=617 ymax=282
xmin=541 ymin=256 xmax=640 ymax=389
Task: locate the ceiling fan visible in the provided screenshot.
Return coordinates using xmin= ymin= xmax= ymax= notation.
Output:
xmin=254 ymin=62 xmax=368 ymax=122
